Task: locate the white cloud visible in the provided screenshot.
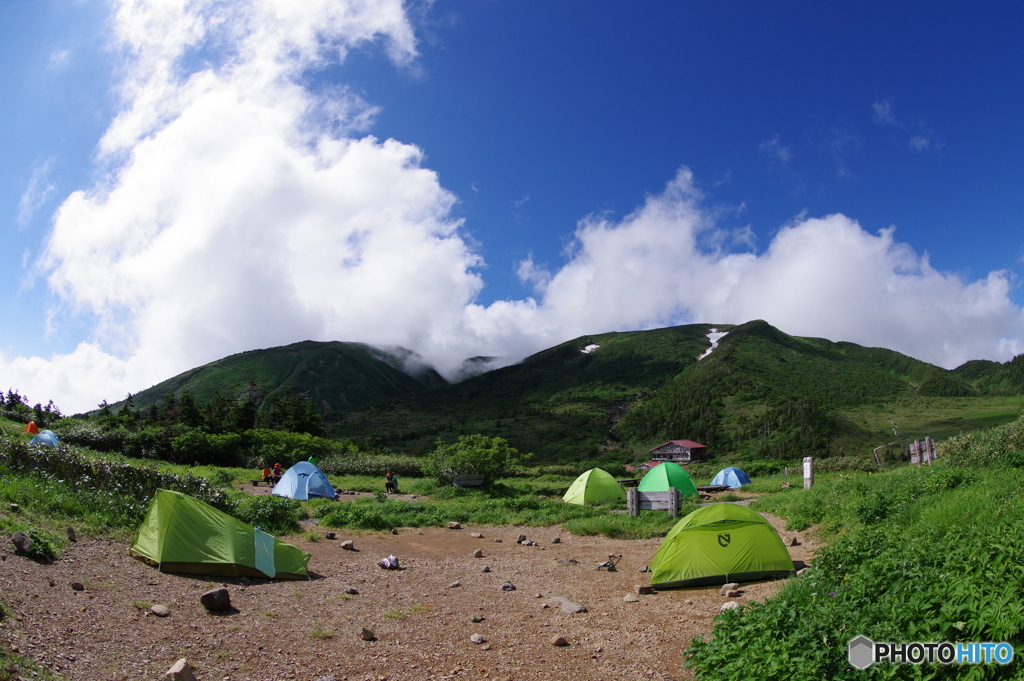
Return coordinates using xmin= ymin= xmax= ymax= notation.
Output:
xmin=872 ymin=98 xmax=896 ymax=125
xmin=758 ymin=134 xmax=792 ymax=166
xmin=17 ymin=158 xmax=56 ymax=229
xmin=4 ymin=0 xmax=1021 ymax=415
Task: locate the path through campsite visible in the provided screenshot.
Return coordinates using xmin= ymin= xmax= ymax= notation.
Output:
xmin=0 ymin=504 xmax=815 ymax=680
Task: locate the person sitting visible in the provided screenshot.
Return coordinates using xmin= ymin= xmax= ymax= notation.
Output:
xmin=272 ymin=463 xmax=284 ymax=483
xmin=384 ymin=472 xmax=395 ymax=494
xmin=261 ymin=466 xmax=274 ymax=486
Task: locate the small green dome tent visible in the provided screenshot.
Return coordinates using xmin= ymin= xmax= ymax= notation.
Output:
xmin=562 ymin=468 xmax=626 ymax=505
xmin=649 ymin=503 xmax=793 ymax=588
xmin=637 ymin=462 xmax=698 ymax=497
xmin=130 ymin=489 xmax=311 ymax=580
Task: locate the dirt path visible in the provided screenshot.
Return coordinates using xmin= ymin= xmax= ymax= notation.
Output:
xmin=0 ymin=509 xmax=817 ymax=681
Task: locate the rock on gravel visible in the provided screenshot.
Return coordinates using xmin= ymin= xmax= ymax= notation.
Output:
xmin=199 ymin=587 xmax=231 ymax=612
xmin=548 ymin=597 xmax=587 ymax=614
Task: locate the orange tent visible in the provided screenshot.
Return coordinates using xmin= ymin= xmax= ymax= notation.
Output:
xmin=23 ymin=421 xmax=40 ymax=435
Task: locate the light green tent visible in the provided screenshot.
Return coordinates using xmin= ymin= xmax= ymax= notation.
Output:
xmin=649 ymin=503 xmax=793 ymax=588
xmin=637 ymin=462 xmax=698 ymax=497
xmin=130 ymin=489 xmax=311 ymax=580
xmin=562 ymin=468 xmax=626 ymax=505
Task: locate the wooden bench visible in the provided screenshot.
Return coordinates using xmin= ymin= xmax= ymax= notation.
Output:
xmin=453 ymin=474 xmax=486 ymax=487
xmin=251 ymin=478 xmax=278 ymax=487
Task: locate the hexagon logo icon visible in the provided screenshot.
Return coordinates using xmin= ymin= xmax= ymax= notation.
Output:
xmin=848 ymin=635 xmax=874 ymax=670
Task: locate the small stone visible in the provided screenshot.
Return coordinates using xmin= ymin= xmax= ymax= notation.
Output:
xmin=470 ymin=532 xmax=483 ymax=538
xmin=199 ymin=587 xmax=232 ymax=612
xmin=340 ymin=540 xmax=354 ymax=550
xmin=344 ymin=586 xmax=359 ymax=595
xmin=623 ymin=593 xmax=639 ymax=603
xmin=595 ymin=646 xmax=604 ymax=653
xmin=552 ymin=537 xmax=561 ymax=544
xmin=448 ymin=522 xmax=462 ymax=530
xmin=151 ymin=604 xmax=171 ymax=617
xmin=11 ymin=532 xmax=31 ymax=554
xmin=796 ymin=568 xmax=808 ymax=577
xmin=470 ymin=633 xmax=485 ymax=644
xmin=551 ymin=636 xmax=569 ymax=647
xmin=391 ymin=528 xmax=399 ymax=535
xmin=471 ymin=614 xmax=485 ymax=623
xmin=637 ymin=565 xmax=649 ymax=573
xmin=481 ymin=565 xmax=491 ymax=573
xmin=315 ymin=677 xmax=338 ymax=681
xmin=635 ymin=584 xmax=654 ymax=595
xmin=473 ymin=549 xmax=484 ymax=558
xmin=48 ymin=579 xmax=55 ymax=587
xmin=535 ymin=593 xmax=543 ymax=598
xmin=719 ymin=583 xmax=739 ymax=596
xmin=9 ymin=504 xmax=19 ymax=513
xmin=449 ymin=581 xmax=462 ymax=588
xmin=548 ymin=596 xmax=587 ymax=614
xmin=358 ymin=627 xmax=375 ymax=641
xmin=323 ymin=531 xmax=336 ymax=540
xmin=493 ymin=538 xmax=502 ymax=543
xmin=164 ymin=658 xmax=197 ymax=681
xmin=787 ymin=536 xmax=800 ymax=547
xmin=517 ymin=534 xmax=527 ymax=543
xmin=557 ymin=558 xmax=579 ymax=566
xmin=726 ymin=589 xmax=743 ymax=598
xmin=501 ymin=581 xmax=516 ymax=591
xmin=70 ymin=582 xmax=85 ymax=591
xmin=720 ymin=601 xmax=741 ymax=611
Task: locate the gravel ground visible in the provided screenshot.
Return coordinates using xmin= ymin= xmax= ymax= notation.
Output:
xmin=0 ymin=505 xmax=815 ymax=681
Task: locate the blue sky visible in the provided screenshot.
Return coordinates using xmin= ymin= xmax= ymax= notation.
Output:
xmin=2 ymin=0 xmax=1023 ymax=413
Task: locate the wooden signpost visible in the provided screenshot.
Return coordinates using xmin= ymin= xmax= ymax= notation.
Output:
xmin=803 ymin=456 xmax=814 ymax=489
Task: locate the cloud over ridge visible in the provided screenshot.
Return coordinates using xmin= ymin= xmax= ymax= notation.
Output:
xmin=3 ymin=0 xmax=1022 ymax=413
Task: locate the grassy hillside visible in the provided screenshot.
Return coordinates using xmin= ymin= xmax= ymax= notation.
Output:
xmin=83 ymin=320 xmax=1024 ymax=466
xmin=101 ymin=340 xmax=447 ymax=417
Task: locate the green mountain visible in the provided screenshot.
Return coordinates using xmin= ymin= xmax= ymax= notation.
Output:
xmin=108 ymin=340 xmax=448 ymax=416
xmin=104 ymin=321 xmax=1024 ymax=464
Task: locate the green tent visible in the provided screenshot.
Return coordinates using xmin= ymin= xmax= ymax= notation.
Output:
xmin=130 ymin=489 xmax=311 ymax=580
xmin=637 ymin=462 xmax=698 ymax=497
xmin=649 ymin=503 xmax=793 ymax=588
xmin=562 ymin=468 xmax=626 ymax=505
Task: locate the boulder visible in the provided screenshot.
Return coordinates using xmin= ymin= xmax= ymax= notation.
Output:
xmin=470 ymin=532 xmax=484 ymax=538
xmin=199 ymin=587 xmax=232 ymax=612
xmin=719 ymin=582 xmax=739 ymax=596
xmin=726 ymin=589 xmax=743 ymax=598
xmin=448 ymin=522 xmax=462 ymax=530
xmin=720 ymin=601 xmax=741 ymax=611
xmin=340 ymin=540 xmax=354 ymax=551
xmin=164 ymin=658 xmax=197 ymax=681
xmin=10 ymin=532 xmax=31 ymax=555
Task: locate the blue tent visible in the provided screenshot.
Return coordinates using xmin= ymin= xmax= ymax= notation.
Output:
xmin=711 ymin=466 xmax=751 ymax=488
xmin=272 ymin=461 xmax=336 ymax=500
xmin=29 ymin=430 xmax=60 ymax=448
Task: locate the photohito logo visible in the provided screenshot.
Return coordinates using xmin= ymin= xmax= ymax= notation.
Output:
xmin=848 ymin=636 xmax=1014 ymax=669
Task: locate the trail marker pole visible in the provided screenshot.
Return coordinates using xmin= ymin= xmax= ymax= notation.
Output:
xmin=803 ymin=457 xmax=814 ymax=489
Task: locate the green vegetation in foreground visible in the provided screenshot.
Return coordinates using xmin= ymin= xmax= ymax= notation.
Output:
xmin=686 ymin=414 xmax=1024 ymax=680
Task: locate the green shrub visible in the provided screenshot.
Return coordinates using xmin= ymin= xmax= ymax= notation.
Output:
xmin=231 ymin=494 xmax=304 ymax=535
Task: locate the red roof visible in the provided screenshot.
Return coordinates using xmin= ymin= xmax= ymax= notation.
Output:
xmin=648 ymin=440 xmax=706 ymax=452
